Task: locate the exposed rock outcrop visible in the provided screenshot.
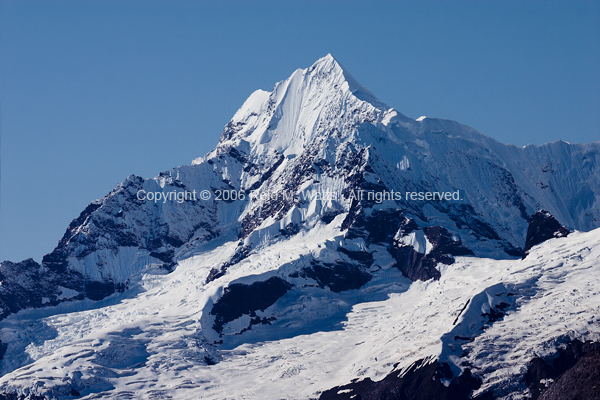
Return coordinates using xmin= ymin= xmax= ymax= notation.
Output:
xmin=319 ymin=358 xmax=490 ymax=400
xmin=522 ymin=210 xmax=570 ymax=259
xmin=526 ymin=340 xmax=600 ymax=399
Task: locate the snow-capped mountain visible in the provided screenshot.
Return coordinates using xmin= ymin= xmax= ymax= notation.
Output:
xmin=0 ymin=54 xmax=599 ymax=399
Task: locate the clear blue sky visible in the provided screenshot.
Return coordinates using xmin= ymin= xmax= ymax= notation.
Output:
xmin=1 ymin=0 xmax=599 ymax=263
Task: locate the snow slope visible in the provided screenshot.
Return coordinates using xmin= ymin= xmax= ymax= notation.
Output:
xmin=1 ymin=224 xmax=598 ymax=399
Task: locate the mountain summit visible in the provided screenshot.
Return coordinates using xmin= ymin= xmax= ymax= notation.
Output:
xmin=2 ymin=54 xmax=599 ymax=315
xmin=0 ymin=56 xmax=599 ymax=400
xmin=207 ymin=53 xmax=392 ymax=159
xmin=2 ymin=53 xmax=599 ymax=314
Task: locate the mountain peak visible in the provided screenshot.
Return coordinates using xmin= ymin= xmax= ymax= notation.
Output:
xmin=211 ymin=54 xmax=391 ymax=154
xmin=2 ymin=53 xmax=600 ymax=400
xmin=309 ymin=53 xmax=343 ymax=72
xmin=307 ymin=54 xmax=385 ymax=108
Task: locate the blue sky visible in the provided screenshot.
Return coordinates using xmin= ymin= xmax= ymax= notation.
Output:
xmin=1 ymin=0 xmax=599 ymax=263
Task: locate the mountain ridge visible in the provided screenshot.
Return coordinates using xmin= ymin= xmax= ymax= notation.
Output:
xmin=2 ymin=54 xmax=599 ymax=316
xmin=0 ymin=55 xmax=599 ymax=400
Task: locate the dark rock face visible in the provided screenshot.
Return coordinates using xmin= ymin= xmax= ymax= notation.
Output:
xmin=391 ymin=245 xmax=441 ymax=281
xmin=423 ymin=226 xmax=474 ymax=260
xmin=525 ymin=340 xmax=600 ymax=400
xmin=210 ymin=277 xmax=292 ymax=334
xmin=345 ymin=209 xmax=406 ymax=244
xmin=83 ymin=280 xmax=119 ymax=301
xmin=0 ymin=257 xmax=125 ymax=322
xmin=0 ymin=168 xmax=225 ymax=321
xmin=319 ymin=358 xmax=490 ymax=400
xmin=301 ymin=261 xmax=372 ymax=293
xmin=522 ymin=210 xmax=570 ymax=259
xmin=390 ymin=223 xmax=473 ymax=282
xmin=538 ymin=349 xmax=600 ymax=400
xmin=0 ymin=393 xmax=46 ymax=400
xmin=0 ymin=259 xmax=67 ymax=320
xmin=0 ymin=340 xmax=7 ymax=361
xmin=206 ymin=245 xmax=252 ymax=284
xmin=320 ymin=210 xmax=343 ymax=224
xmin=343 ymin=208 xmax=473 ymax=282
